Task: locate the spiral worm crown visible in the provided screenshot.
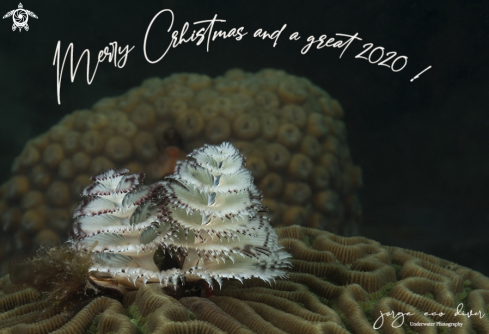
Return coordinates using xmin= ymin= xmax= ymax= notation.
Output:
xmin=70 ymin=142 xmax=292 ymax=289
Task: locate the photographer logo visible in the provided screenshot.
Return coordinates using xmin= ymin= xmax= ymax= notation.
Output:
xmin=3 ymin=3 xmax=37 ymax=32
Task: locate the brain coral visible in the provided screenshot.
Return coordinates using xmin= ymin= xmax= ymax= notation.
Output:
xmin=1 ymin=225 xmax=488 ymax=334
xmin=0 ymin=69 xmax=362 ymax=275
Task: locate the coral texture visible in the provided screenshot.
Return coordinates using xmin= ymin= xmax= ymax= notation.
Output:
xmin=71 ymin=143 xmax=291 ymax=289
xmin=1 ymin=226 xmax=488 ymax=334
xmin=0 ymin=69 xmax=362 ymax=275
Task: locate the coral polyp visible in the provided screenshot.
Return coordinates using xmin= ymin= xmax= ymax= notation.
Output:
xmin=70 ymin=142 xmax=292 ymax=291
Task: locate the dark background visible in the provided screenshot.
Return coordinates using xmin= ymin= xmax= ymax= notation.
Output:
xmin=1 ymin=1 xmax=488 ymax=274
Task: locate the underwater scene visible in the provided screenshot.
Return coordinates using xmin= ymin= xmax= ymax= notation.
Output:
xmin=0 ymin=1 xmax=488 ymax=333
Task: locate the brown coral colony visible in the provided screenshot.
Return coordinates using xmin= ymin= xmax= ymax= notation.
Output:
xmin=1 ymin=226 xmax=489 ymax=333
xmin=0 ymin=69 xmax=362 ymax=277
